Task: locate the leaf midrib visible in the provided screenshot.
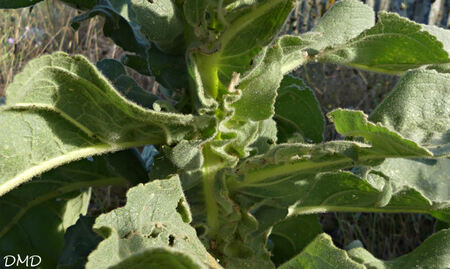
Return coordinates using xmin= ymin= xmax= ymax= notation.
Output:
xmin=0 ymin=142 xmax=139 ymax=196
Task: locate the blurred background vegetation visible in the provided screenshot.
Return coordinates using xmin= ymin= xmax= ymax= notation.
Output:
xmin=0 ymin=0 xmax=448 ymax=261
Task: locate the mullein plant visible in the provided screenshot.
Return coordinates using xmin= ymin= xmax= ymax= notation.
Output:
xmin=0 ymin=0 xmax=449 ymax=268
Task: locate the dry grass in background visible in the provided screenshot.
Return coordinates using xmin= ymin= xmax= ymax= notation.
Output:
xmin=1 ymin=0 xmax=446 ymax=261
xmin=0 ymin=0 xmax=118 ymax=95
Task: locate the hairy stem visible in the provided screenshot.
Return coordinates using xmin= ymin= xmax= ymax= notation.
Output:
xmin=201 ymin=144 xmax=224 ymax=238
xmin=229 ymin=158 xmax=355 ymax=190
xmin=290 ymin=205 xmax=432 ymax=215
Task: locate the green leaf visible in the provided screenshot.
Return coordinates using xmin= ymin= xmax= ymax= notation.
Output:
xmin=306 ymin=0 xmax=375 ymax=51
xmin=0 ymin=156 xmax=127 ymax=269
xmin=366 ymin=159 xmax=449 ymax=219
xmin=0 ymin=0 xmax=42 ymax=9
xmin=279 ymin=233 xmax=364 ymax=269
xmin=146 ymin=46 xmax=190 ymax=90
xmin=275 ymin=75 xmax=324 ymax=143
xmin=130 ymin=0 xmax=184 ymax=52
xmin=187 ymin=53 xmax=220 ymax=112
xmin=97 ymin=59 xmax=159 ymax=109
xmin=318 ymin=12 xmax=450 ymax=74
xmin=71 ymin=0 xmax=148 ymax=54
xmin=231 ymin=109 xmax=432 ymax=190
xmin=103 ymin=148 xmax=149 ymax=185
xmin=249 ymin=118 xmax=278 ymax=155
xmin=370 ymin=69 xmax=450 ymax=156
xmin=422 ymin=24 xmax=450 ymax=53
xmin=123 ymin=47 xmax=189 ymax=92
xmin=288 ymin=172 xmax=448 ymax=221
xmin=348 ymin=229 xmax=450 ymax=268
xmin=86 ymin=175 xmax=221 ymax=269
xmin=364 ymin=68 xmax=450 ymax=221
xmin=272 ymin=0 xmax=378 ymax=75
xmin=329 ymin=109 xmax=431 ymax=157
xmin=107 ymin=248 xmax=208 ymax=269
xmin=216 ymin=123 xmax=437 ymax=267
xmin=96 ymin=58 xmax=127 ymax=80
xmin=214 ymin=0 xmax=295 ymax=84
xmin=282 ymin=230 xmax=450 ymax=268
xmin=183 ymin=0 xmax=209 ymax=28
xmin=194 ymin=0 xmax=295 ymax=99
xmin=0 ymin=52 xmax=214 ymax=196
xmin=231 ymin=43 xmax=297 ymax=121
xmin=269 ymin=215 xmax=322 ymax=266
xmin=57 ymin=216 xmax=102 ymax=269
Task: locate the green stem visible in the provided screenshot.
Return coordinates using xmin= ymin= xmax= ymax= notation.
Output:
xmin=291 ymin=205 xmax=432 ymax=216
xmin=229 ymin=150 xmax=429 ymax=191
xmin=196 ymin=53 xmax=220 ymax=99
xmin=201 ymin=144 xmax=224 ymax=238
xmin=229 ymin=158 xmax=354 ymax=190
xmin=195 ymin=0 xmax=290 ymax=99
xmin=219 ymin=0 xmax=288 ymax=48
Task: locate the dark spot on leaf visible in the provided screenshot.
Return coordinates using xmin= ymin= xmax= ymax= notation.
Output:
xmin=195 ymin=225 xmax=206 ymax=237
xmin=169 ymin=235 xmax=175 ymax=246
xmin=150 ymin=228 xmax=161 ymax=238
xmin=176 ymin=198 xmax=190 ymax=223
xmin=123 ymin=231 xmax=135 ymax=239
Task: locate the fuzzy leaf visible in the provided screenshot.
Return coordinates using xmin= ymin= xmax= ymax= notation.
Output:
xmin=0 ymin=156 xmax=127 ymax=269
xmin=366 ymin=68 xmax=450 ymax=218
xmin=370 ymin=69 xmax=450 ymax=156
xmin=86 ymin=175 xmax=221 ymax=269
xmin=269 ymin=215 xmax=322 ymax=266
xmin=214 ymin=0 xmax=295 ymax=84
xmin=307 ymin=0 xmax=375 ymax=51
xmin=232 ymin=41 xmax=304 ymax=121
xmin=366 ymin=159 xmax=449 ymax=213
xmin=348 ymin=229 xmax=450 ymax=268
xmin=108 ymin=248 xmax=207 ymax=269
xmin=231 ymin=110 xmax=432 ymax=190
xmin=275 ymin=75 xmax=324 ymax=143
xmin=282 ymin=230 xmax=450 ymax=268
xmin=422 ymin=25 xmax=450 ymax=53
xmin=319 ymin=12 xmax=450 ymax=73
xmin=288 ymin=172 xmax=449 ymax=221
xmin=231 ymin=0 xmax=376 ymax=121
xmin=194 ymin=0 xmax=294 ymax=99
xmin=0 ymin=52 xmax=213 ymax=196
xmin=279 ymin=233 xmax=364 ymax=269
xmin=329 ymin=109 xmax=431 ymax=157
xmin=130 ymin=0 xmax=184 ymax=52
